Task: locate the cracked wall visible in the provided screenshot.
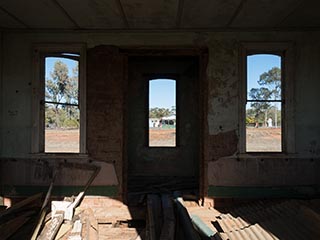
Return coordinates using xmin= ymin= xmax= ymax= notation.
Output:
xmin=1 ymin=31 xmax=320 ymax=199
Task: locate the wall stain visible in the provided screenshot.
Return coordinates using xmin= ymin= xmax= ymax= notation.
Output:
xmin=208 ymin=130 xmax=238 ymax=161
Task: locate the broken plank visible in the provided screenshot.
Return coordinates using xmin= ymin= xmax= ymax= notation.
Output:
xmin=147 ymin=194 xmax=162 ymax=240
xmin=0 ymin=193 xmax=42 ymax=219
xmin=55 ymin=222 xmax=73 ymax=240
xmin=38 ymin=212 xmax=64 ymax=240
xmin=68 ymin=220 xmax=82 ymax=240
xmin=174 ymin=196 xmax=201 ymax=240
xmin=160 ymin=194 xmax=175 ymax=240
xmin=79 ymin=208 xmax=98 ymax=240
xmin=191 ymin=214 xmax=221 ymax=239
xmin=0 ymin=211 xmax=33 ymax=239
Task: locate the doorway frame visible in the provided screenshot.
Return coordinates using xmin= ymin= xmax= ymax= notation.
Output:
xmin=121 ymin=47 xmax=208 ymax=204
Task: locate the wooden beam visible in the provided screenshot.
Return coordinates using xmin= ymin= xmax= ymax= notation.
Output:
xmin=37 ymin=212 xmax=64 ymax=240
xmin=116 ymin=0 xmax=130 ymax=29
xmin=147 ymin=194 xmax=162 ymax=240
xmin=226 ymin=0 xmax=247 ymax=27
xmin=0 ymin=211 xmax=33 ymax=239
xmin=275 ymin=0 xmax=304 ymax=27
xmin=0 ymin=6 xmax=30 ymax=28
xmin=176 ymin=0 xmax=185 ymax=28
xmin=0 ymin=193 xmax=42 ymax=219
xmin=160 ymin=195 xmax=175 ymax=240
xmin=51 ymin=0 xmax=81 ymax=29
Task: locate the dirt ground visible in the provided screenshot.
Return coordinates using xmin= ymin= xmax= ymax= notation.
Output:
xmin=45 ymin=129 xmax=79 ymax=152
xmin=149 ymin=128 xmax=176 ymax=147
xmin=246 ymin=127 xmax=281 ymax=152
xmin=45 ymin=127 xmax=281 ymax=152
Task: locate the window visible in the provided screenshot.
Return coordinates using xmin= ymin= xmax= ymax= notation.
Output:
xmin=240 ymin=43 xmax=295 ymax=154
xmin=246 ymin=54 xmax=282 ymax=152
xmin=148 ymin=79 xmax=176 ymax=147
xmin=32 ymin=44 xmax=86 ymax=154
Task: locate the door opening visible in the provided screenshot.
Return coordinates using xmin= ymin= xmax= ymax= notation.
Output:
xmin=127 ymin=56 xmax=200 ymax=201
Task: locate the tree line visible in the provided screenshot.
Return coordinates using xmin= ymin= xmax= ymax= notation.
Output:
xmin=149 ymin=107 xmax=176 ymax=118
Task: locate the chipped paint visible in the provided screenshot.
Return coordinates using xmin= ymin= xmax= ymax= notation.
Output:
xmin=207 ymin=40 xmax=239 ymax=135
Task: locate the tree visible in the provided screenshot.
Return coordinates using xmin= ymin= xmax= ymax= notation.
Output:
xmin=149 ymin=107 xmax=171 ymax=118
xmin=258 ymin=67 xmax=281 ymax=127
xmin=249 ymin=67 xmax=281 ymax=127
xmin=45 ymin=60 xmax=79 ymax=128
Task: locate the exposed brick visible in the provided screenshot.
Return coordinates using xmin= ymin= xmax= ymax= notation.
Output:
xmin=87 ymin=46 xmax=125 ymax=199
xmin=208 ymin=130 xmax=238 ymax=160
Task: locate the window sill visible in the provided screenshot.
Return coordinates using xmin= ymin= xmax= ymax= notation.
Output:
xmin=30 ymin=153 xmax=89 ymax=160
xmin=237 ymin=152 xmax=298 ymax=159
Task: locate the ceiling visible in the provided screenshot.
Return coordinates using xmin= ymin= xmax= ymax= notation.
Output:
xmin=0 ymin=0 xmax=319 ymax=31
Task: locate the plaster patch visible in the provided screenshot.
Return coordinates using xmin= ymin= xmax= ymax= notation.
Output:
xmin=207 ymin=40 xmax=239 ymax=135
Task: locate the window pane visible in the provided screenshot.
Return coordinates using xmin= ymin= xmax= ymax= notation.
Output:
xmin=44 ymin=56 xmax=80 ymax=153
xmin=45 ymin=57 xmax=79 ymax=105
xmin=44 ymin=104 xmax=80 ymax=153
xmin=246 ymin=54 xmax=282 ymax=152
xmin=246 ymin=102 xmax=282 ymax=152
xmin=247 ymin=54 xmax=281 ymax=101
xmin=149 ymin=79 xmax=176 ymax=147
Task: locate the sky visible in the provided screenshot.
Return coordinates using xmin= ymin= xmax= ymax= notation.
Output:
xmin=45 ymin=55 xmax=281 ymax=110
xmin=247 ymin=54 xmax=281 ymax=92
xmin=45 ymin=57 xmax=78 ymax=79
xmin=247 ymin=54 xmax=282 ymax=111
xmin=149 ymin=79 xmax=176 ymax=109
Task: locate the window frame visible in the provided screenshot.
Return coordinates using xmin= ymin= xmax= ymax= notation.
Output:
xmin=145 ymin=74 xmax=179 ymax=148
xmin=239 ymin=42 xmax=295 ymax=154
xmin=32 ymin=44 xmax=87 ymax=154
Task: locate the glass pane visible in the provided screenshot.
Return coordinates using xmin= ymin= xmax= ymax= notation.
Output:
xmin=45 ymin=103 xmax=80 ymax=153
xmin=45 ymin=57 xmax=79 ymax=105
xmin=247 ymin=54 xmax=281 ymax=101
xmin=246 ymin=102 xmax=281 ymax=152
xmin=149 ymin=79 xmax=176 ymax=147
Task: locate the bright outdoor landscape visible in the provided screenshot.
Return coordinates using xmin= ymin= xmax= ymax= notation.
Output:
xmin=149 ymin=79 xmax=176 ymax=147
xmin=44 ymin=55 xmax=282 ymax=152
xmin=246 ymin=54 xmax=282 ymax=152
xmin=44 ymin=56 xmax=80 ymax=152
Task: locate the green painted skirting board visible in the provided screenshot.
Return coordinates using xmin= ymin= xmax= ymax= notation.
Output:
xmin=2 ymin=185 xmax=118 ymax=197
xmin=208 ymin=185 xmax=320 ymax=198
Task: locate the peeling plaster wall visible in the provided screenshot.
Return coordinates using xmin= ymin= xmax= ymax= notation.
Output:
xmin=295 ymin=41 xmax=320 ymax=156
xmin=1 ymin=31 xmax=320 ymax=198
xmin=207 ymin=40 xmax=239 ymax=135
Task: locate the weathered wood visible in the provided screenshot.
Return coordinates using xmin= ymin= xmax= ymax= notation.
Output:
xmin=68 ymin=220 xmax=82 ymax=240
xmin=32 ymin=170 xmax=59 ymax=240
xmin=190 ymin=214 xmax=220 ymax=239
xmin=147 ymin=194 xmax=162 ymax=240
xmin=55 ymin=223 xmax=73 ymax=240
xmin=0 ymin=193 xmax=42 ymax=219
xmin=174 ymin=196 xmax=201 ymax=240
xmin=0 ymin=211 xmax=33 ymax=239
xmin=38 ymin=212 xmax=64 ymax=240
xmin=79 ymin=208 xmax=98 ymax=240
xmin=160 ymin=194 xmax=175 ymax=240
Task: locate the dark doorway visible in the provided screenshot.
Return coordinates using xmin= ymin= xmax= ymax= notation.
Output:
xmin=127 ymin=56 xmax=200 ymax=200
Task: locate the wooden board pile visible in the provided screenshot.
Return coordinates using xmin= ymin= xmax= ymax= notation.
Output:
xmin=0 ymin=162 xmax=100 ymax=240
xmin=0 ymin=193 xmax=43 ymax=239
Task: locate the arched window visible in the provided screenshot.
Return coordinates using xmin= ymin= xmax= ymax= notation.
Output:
xmin=148 ymin=79 xmax=176 ymax=147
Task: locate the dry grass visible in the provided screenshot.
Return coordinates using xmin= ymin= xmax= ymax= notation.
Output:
xmin=44 ymin=127 xmax=281 ymax=152
xmin=246 ymin=127 xmax=281 ymax=152
xmin=45 ymin=129 xmax=79 ymax=153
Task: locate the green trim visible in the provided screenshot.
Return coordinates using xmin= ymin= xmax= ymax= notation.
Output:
xmin=2 ymin=185 xmax=118 ymax=197
xmin=208 ymin=185 xmax=320 ymax=198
